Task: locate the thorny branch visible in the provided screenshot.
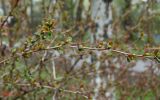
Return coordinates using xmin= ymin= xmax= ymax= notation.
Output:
xmin=0 ymin=82 xmax=89 ymax=99
xmin=0 ymin=43 xmax=159 ymax=65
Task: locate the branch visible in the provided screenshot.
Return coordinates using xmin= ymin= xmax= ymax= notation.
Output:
xmin=0 ymin=44 xmax=158 ymax=65
xmin=0 ymin=82 xmax=89 ymax=99
xmin=69 ymin=45 xmax=154 ymax=58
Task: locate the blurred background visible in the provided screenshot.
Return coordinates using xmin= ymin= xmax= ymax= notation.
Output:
xmin=0 ymin=0 xmax=160 ymax=99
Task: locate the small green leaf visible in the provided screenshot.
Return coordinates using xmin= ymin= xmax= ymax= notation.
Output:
xmin=66 ymin=36 xmax=72 ymax=43
xmin=78 ymin=45 xmax=83 ymax=51
xmin=127 ymin=56 xmax=131 ymax=62
xmin=155 ymin=56 xmax=160 ymax=63
xmin=127 ymin=55 xmax=135 ymax=62
xmin=11 ymin=48 xmax=17 ymax=54
xmin=48 ymin=31 xmax=52 ymax=37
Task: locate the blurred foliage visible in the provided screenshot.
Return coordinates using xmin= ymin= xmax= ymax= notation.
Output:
xmin=0 ymin=0 xmax=160 ymax=99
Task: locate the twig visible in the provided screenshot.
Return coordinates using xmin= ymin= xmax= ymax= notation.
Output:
xmin=51 ymin=57 xmax=56 ymax=79
xmin=0 ymin=44 xmax=157 ymax=65
xmin=0 ymin=82 xmax=89 ymax=99
xmin=0 ymin=45 xmax=62 ymax=65
xmin=0 ymin=0 xmax=19 ymax=30
xmin=60 ymin=89 xmax=88 ymax=99
xmin=69 ymin=45 xmax=154 ymax=58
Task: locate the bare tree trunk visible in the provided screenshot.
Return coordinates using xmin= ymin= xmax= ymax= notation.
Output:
xmin=30 ymin=0 xmax=34 ymax=28
xmin=91 ymin=0 xmax=113 ymax=40
xmin=76 ymin=0 xmax=83 ymax=21
xmin=91 ymin=0 xmax=114 ymax=100
xmin=1 ymin=0 xmax=6 ymax=15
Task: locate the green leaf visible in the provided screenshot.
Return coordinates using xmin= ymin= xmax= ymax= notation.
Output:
xmin=47 ymin=31 xmax=52 ymax=38
xmin=155 ymin=56 xmax=160 ymax=63
xmin=66 ymin=36 xmax=72 ymax=43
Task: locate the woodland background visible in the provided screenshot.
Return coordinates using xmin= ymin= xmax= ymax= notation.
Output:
xmin=0 ymin=0 xmax=160 ymax=99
